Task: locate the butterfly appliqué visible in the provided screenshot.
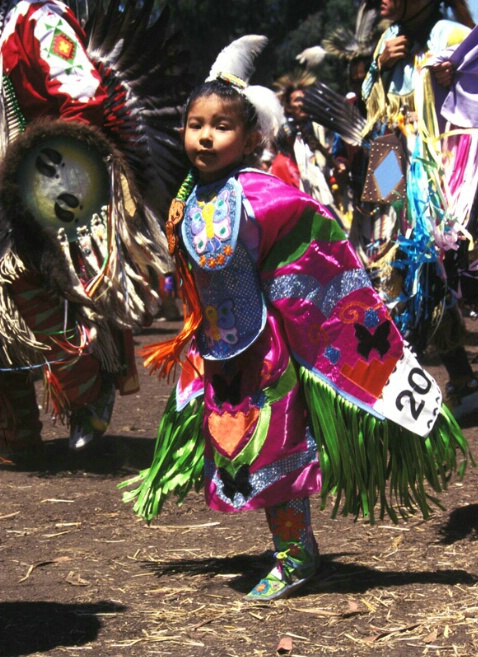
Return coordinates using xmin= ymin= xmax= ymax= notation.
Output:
xmin=204 ymin=300 xmax=238 ymax=347
xmin=354 ymin=319 xmax=391 ymax=359
xmin=212 ymin=372 xmax=242 ymax=406
xmin=189 ymin=189 xmax=232 ymax=261
xmin=218 ymin=464 xmax=252 ymax=501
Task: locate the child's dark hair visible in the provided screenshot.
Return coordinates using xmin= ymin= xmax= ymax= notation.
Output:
xmin=183 ymin=79 xmax=259 ymax=132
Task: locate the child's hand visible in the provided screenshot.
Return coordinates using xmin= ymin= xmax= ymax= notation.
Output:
xmin=378 ymin=35 xmax=410 ymax=70
xmin=430 ymin=61 xmax=454 ymax=87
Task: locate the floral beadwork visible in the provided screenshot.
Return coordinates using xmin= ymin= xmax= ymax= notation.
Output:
xmin=268 ymin=506 xmax=306 ymax=542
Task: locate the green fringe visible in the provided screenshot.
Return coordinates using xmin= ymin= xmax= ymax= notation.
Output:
xmin=120 ymin=368 xmax=473 ymax=526
xmin=300 ymin=367 xmax=473 ymax=524
xmin=119 ymin=387 xmax=205 ymax=522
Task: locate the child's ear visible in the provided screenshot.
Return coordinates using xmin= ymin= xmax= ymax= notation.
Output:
xmin=179 ymin=126 xmax=185 ymax=141
xmin=244 ymin=130 xmax=261 ymax=155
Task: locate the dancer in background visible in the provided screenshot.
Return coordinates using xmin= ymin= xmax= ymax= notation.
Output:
xmin=0 ymin=0 xmax=189 ymax=463
xmin=297 ymin=0 xmax=382 ymax=225
xmin=273 ymin=70 xmax=340 ymax=213
xmin=354 ymin=0 xmax=478 ymax=415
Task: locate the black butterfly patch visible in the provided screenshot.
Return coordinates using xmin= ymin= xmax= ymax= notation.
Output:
xmin=218 ymin=464 xmax=252 ymax=501
xmin=212 ymin=372 xmax=242 ymax=405
xmin=354 ymin=320 xmax=391 ymax=359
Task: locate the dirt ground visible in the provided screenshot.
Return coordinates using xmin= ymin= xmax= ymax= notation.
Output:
xmin=1 ymin=317 xmax=478 ymax=657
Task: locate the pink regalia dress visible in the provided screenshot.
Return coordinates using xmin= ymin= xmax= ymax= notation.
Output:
xmin=122 ymin=168 xmax=470 ymax=524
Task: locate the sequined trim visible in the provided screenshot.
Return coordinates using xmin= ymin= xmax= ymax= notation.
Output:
xmin=205 ymin=428 xmax=318 ymax=509
xmin=263 ymin=269 xmax=371 ymax=318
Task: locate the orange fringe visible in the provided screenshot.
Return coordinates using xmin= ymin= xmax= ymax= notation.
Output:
xmin=141 ymin=249 xmax=202 ymax=380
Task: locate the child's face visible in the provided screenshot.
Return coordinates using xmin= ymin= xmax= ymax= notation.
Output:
xmin=181 ymin=94 xmax=260 ymax=183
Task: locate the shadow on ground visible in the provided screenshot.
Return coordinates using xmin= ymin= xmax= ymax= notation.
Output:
xmin=0 ymin=600 xmax=126 ymax=657
xmin=140 ymin=549 xmax=478 ymax=598
xmin=0 ymin=435 xmax=155 ymax=477
xmin=439 ymin=503 xmax=478 ymax=543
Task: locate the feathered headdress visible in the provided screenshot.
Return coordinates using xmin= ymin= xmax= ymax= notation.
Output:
xmin=296 ymin=46 xmax=327 ymax=69
xmin=296 ymin=0 xmax=382 ymax=69
xmin=273 ymin=69 xmax=317 ymax=105
xmin=206 ymin=35 xmax=284 ymax=143
xmin=322 ymin=0 xmax=382 ymax=61
xmin=0 ymin=0 xmax=192 ymax=382
xmin=301 ymin=83 xmax=366 ymax=146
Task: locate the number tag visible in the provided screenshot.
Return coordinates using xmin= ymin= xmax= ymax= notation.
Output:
xmin=373 ymin=347 xmax=442 ymax=437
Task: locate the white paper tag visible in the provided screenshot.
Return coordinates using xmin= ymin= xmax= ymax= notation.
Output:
xmin=373 ymin=346 xmax=442 ymax=437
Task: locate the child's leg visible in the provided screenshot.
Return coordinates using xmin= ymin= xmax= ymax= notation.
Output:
xmin=245 ymin=497 xmax=319 ymax=601
xmin=266 ymin=497 xmax=318 ymax=557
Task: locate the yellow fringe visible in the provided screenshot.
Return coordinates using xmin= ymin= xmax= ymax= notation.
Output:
xmin=363 ymin=82 xmax=415 ymax=136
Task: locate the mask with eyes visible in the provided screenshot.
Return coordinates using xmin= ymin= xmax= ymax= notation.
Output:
xmin=17 ymin=134 xmax=110 ymax=241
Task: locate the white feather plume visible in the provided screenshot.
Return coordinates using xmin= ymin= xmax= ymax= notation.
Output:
xmin=206 ymin=35 xmax=268 ymax=84
xmin=296 ymin=46 xmax=327 ymax=69
xmin=205 ymin=34 xmax=283 ymax=141
xmin=243 ymin=85 xmax=284 ymax=143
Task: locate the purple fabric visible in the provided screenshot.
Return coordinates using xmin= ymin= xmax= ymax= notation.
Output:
xmin=438 ymin=26 xmax=478 ymax=128
xmin=194 ymin=174 xmax=332 ymax=511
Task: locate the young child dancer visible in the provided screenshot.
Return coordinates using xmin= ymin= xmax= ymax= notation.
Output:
xmin=123 ymin=36 xmax=471 ymax=601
